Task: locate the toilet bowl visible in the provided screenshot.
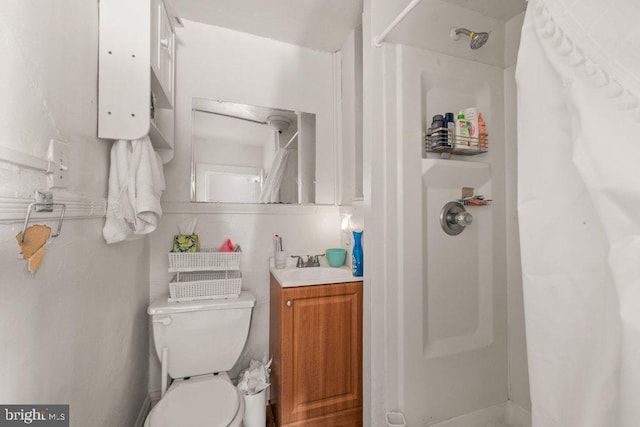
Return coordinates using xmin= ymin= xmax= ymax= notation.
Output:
xmin=145 ymin=291 xmax=256 ymax=427
xmin=144 ymin=374 xmax=244 ymax=427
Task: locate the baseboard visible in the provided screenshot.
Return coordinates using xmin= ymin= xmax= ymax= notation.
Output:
xmin=134 ymin=393 xmax=161 ymax=427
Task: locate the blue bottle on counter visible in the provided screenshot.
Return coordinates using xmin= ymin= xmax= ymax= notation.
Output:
xmin=352 ymin=231 xmax=363 ymax=277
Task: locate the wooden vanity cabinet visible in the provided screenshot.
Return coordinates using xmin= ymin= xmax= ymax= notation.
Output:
xmin=270 ymin=274 xmax=363 ymax=426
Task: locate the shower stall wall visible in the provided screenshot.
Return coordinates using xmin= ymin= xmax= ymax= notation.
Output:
xmin=396 ymin=45 xmax=510 ymax=425
xmin=362 ymin=1 xmax=529 ymax=425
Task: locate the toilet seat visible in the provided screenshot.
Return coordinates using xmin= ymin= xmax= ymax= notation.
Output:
xmin=147 ymin=375 xmax=243 ymax=427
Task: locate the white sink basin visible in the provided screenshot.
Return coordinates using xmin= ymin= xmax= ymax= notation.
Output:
xmin=271 ymin=266 xmax=363 ymax=287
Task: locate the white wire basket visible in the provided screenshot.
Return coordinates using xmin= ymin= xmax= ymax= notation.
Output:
xmin=168 ymin=248 xmax=241 ymax=272
xmin=424 ymin=127 xmax=488 ymax=156
xmin=169 ymin=271 xmax=242 ymax=302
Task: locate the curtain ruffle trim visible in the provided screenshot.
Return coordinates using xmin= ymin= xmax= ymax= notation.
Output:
xmin=530 ymin=0 xmax=640 ymax=121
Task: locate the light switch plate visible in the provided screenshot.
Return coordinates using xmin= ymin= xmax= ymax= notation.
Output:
xmin=47 ymin=139 xmax=69 ymax=188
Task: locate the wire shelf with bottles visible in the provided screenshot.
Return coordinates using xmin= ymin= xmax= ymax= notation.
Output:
xmin=424 ymin=127 xmax=488 ymax=156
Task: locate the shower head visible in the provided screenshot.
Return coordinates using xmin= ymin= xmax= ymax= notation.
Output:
xmin=450 ymin=27 xmax=489 ymax=50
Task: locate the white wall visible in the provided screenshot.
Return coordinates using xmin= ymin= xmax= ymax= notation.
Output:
xmin=360 ymin=2 xmax=388 ymax=425
xmin=505 ymin=12 xmax=526 ymax=68
xmin=0 ymin=1 xmax=149 ymax=425
xmin=340 ymin=29 xmax=364 ymax=204
xmin=147 ymin=21 xmax=345 ymax=392
xmin=504 ymin=11 xmax=531 ymax=412
xmin=505 ymin=64 xmax=530 ymax=413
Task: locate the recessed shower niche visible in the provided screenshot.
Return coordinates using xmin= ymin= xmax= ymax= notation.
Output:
xmin=422 ymin=71 xmax=492 ymax=159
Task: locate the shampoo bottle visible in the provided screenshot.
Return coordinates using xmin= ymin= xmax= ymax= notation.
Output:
xmin=478 ymin=112 xmax=487 ymax=149
xmin=352 ymin=231 xmax=363 ymax=277
xmin=455 ymin=112 xmax=469 ymax=148
xmin=461 ymin=107 xmax=479 ymax=140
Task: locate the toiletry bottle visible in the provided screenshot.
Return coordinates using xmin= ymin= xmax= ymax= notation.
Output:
xmin=444 ymin=113 xmax=455 ymax=147
xmin=352 ymin=231 xmax=363 ymax=277
xmin=455 ymin=112 xmax=469 ymax=147
xmin=478 ymin=112 xmax=487 ymax=149
xmin=430 ymin=114 xmax=445 ymax=148
xmin=461 ymin=107 xmax=479 ymax=140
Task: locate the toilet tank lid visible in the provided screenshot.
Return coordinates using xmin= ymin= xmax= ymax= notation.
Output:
xmin=148 ymin=291 xmax=256 ymax=315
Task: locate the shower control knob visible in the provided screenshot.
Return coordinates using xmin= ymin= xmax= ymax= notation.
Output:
xmin=454 ymin=211 xmax=473 ymax=226
xmin=440 ymin=201 xmax=473 ymax=236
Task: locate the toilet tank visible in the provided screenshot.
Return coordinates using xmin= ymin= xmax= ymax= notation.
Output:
xmin=148 ymin=291 xmax=256 ymax=379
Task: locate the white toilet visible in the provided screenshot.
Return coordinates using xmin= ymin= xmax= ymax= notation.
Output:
xmin=145 ymin=291 xmax=256 ymax=427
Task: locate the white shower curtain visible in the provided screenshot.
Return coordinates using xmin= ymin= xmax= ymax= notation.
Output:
xmin=516 ymin=1 xmax=640 ymax=426
xmin=259 ymin=148 xmax=290 ymax=203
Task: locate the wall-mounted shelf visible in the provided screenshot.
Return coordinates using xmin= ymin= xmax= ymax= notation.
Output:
xmin=149 ymin=120 xmax=170 ymax=150
xmin=424 ymin=127 xmax=488 ymax=157
xmin=98 ymin=0 xmax=175 ymax=163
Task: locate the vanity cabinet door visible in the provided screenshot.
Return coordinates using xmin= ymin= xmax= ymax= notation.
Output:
xmin=270 ymin=276 xmax=362 ymax=426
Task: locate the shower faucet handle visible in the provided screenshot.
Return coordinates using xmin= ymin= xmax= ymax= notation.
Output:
xmin=454 ymin=211 xmax=473 ymax=226
xmin=440 ymin=201 xmax=473 ymax=236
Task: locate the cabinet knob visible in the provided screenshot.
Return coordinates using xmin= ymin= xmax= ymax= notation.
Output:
xmin=160 ymin=38 xmax=171 ymax=49
xmin=286 ymin=300 xmax=292 ymax=307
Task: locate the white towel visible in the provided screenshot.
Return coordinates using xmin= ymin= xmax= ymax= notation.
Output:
xmin=103 ymin=140 xmax=136 ymax=243
xmin=133 ymin=138 xmax=165 ymax=235
xmin=103 ymin=137 xmax=165 ymax=244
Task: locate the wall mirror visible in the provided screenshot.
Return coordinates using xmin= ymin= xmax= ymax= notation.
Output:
xmin=191 ymin=98 xmax=316 ymax=204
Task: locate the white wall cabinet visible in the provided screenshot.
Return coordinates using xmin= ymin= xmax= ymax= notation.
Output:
xmin=98 ymin=0 xmax=175 ymax=163
xmin=150 ymin=0 xmax=174 ymax=108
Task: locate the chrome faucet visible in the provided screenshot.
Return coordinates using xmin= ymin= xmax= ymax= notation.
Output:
xmin=291 ymin=255 xmax=324 ymax=268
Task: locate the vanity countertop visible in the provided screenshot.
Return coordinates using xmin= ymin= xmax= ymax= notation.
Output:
xmin=270 ymin=265 xmax=364 ymax=288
